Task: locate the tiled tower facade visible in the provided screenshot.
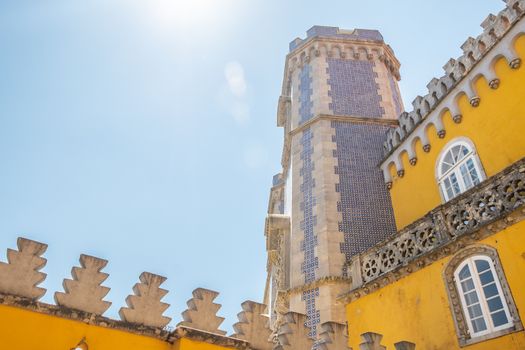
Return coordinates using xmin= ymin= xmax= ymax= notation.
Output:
xmin=264 ymin=26 xmax=403 ymax=341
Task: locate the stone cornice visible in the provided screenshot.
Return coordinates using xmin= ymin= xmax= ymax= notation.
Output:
xmin=289 ymin=114 xmax=398 ymax=137
xmin=286 ymin=36 xmax=400 ymax=69
xmin=283 ymin=32 xmax=402 ymax=89
xmin=171 ymin=326 xmax=251 ymax=349
xmin=0 ymin=293 xmax=251 ymax=349
xmin=338 ymin=158 xmax=525 ymax=304
xmin=287 ymin=276 xmax=351 ymax=296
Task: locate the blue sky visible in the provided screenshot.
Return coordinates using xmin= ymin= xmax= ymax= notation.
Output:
xmin=0 ymin=0 xmax=503 ymax=331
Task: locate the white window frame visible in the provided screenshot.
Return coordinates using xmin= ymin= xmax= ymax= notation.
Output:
xmin=436 ymin=138 xmax=485 ymax=202
xmin=454 ymin=255 xmax=513 ymax=338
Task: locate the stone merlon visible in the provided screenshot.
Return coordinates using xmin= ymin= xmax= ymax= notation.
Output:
xmin=289 ymin=26 xmax=384 ymax=52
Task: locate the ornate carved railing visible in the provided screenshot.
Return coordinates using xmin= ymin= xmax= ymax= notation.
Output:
xmin=359 ymin=158 xmax=525 ymax=284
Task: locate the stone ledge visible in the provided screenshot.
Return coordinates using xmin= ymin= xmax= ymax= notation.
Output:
xmin=0 ymin=293 xmax=170 ymax=340
xmin=289 ymin=113 xmax=398 ymax=137
xmin=171 ymin=326 xmax=251 ymax=349
xmin=287 ymin=276 xmax=351 ymax=296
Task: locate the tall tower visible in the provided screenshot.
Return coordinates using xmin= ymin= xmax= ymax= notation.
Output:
xmin=264 ymin=26 xmax=403 ymax=339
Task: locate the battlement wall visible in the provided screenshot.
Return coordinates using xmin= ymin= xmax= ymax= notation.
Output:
xmin=382 ymin=0 xmax=525 ymax=182
xmin=0 ymin=237 xmax=356 ymax=349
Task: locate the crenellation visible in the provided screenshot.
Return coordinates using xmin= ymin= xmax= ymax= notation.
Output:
xmin=359 ymin=332 xmax=386 ymax=350
xmin=119 ymin=272 xmax=171 ymax=328
xmin=506 ymin=0 xmax=525 ymax=15
xmin=382 ymin=0 xmax=525 ymax=181
xmin=179 ymin=288 xmax=227 ymax=335
xmin=318 ymin=321 xmax=350 ymax=350
xmin=273 ymin=312 xmax=315 ymax=350
xmin=0 ymin=237 xmax=47 ymax=300
xmin=54 ymin=254 xmax=111 ymax=315
xmin=394 ymin=341 xmax=416 ymax=350
xmin=232 ymin=300 xmax=273 ymax=350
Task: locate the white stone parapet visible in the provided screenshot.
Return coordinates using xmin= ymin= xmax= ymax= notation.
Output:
xmin=381 ymin=0 xmax=525 ymax=183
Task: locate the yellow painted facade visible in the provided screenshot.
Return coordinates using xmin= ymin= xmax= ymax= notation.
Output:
xmin=0 ymin=303 xmax=234 ymax=350
xmin=345 ymin=220 xmax=525 ymax=349
xmin=389 ymin=35 xmax=525 ymax=230
xmin=345 ymin=24 xmax=525 ymax=350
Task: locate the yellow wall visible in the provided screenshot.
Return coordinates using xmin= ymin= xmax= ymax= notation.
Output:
xmin=389 ymin=36 xmax=525 ymax=230
xmin=173 ymin=338 xmax=232 ymax=350
xmin=0 ymin=304 xmax=233 ymax=350
xmin=345 ymin=220 xmax=525 ymax=349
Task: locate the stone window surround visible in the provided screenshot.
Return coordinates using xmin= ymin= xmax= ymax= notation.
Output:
xmin=443 ymin=245 xmax=523 ymax=347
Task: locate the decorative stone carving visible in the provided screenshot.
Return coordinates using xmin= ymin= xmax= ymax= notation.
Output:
xmin=265 ymin=214 xmax=291 ymax=334
xmin=0 ymin=237 xmax=47 ymax=300
xmin=452 ymin=114 xmax=463 ymax=123
xmin=179 ymin=288 xmax=226 ymax=335
xmin=359 ymin=332 xmax=386 ymax=350
xmin=318 ymin=322 xmax=350 ymax=350
xmin=489 ymin=78 xmax=500 ymax=89
xmin=277 ymin=95 xmax=291 ymax=127
xmin=119 ymin=272 xmax=171 ymax=328
xmin=55 ymin=254 xmax=111 ymax=315
xmin=273 ymin=312 xmax=314 ymax=350
xmin=232 ymin=301 xmax=272 ymax=350
xmin=359 ymin=158 xmax=525 ymax=284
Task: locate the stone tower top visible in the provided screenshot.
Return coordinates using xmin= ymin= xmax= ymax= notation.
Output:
xmin=289 ymin=26 xmax=384 ymax=52
xmin=277 ymin=25 xmax=403 ymax=132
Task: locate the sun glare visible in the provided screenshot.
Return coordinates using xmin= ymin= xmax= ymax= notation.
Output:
xmin=149 ymin=0 xmax=236 ymax=31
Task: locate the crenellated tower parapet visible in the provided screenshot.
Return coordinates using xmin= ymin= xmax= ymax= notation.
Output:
xmin=279 ymin=26 xmax=402 ymax=133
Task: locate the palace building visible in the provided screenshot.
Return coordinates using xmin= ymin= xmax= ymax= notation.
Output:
xmin=1 ymin=1 xmax=525 ymax=349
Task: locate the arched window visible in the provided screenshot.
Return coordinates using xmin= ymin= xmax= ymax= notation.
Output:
xmin=437 ymin=140 xmax=484 ymax=201
xmin=454 ymin=256 xmax=513 ymax=337
xmin=444 ymin=246 xmax=522 ymax=346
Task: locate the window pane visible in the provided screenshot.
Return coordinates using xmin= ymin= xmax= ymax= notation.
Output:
xmin=460 ymin=163 xmax=473 ymax=189
xmin=466 ymin=159 xmax=480 ymax=185
xmin=459 ymin=265 xmax=471 ymax=280
xmin=483 ymin=283 xmax=499 ymax=298
xmin=487 ymin=297 xmax=504 ymax=312
xmin=461 ymin=278 xmax=475 ymax=292
xmin=472 ymin=317 xmax=487 ymax=333
xmin=443 ymin=151 xmax=454 ymax=166
xmin=450 ymin=173 xmax=461 ymax=195
xmin=479 ymin=270 xmax=495 ymax=286
xmin=475 ymin=259 xmax=490 ymax=273
xmin=460 ymin=145 xmax=469 ymax=157
xmin=468 ymin=304 xmax=483 ymax=319
xmin=442 ymin=162 xmax=452 ymax=174
xmin=452 ymin=146 xmax=462 ymax=162
xmin=464 ymin=291 xmax=479 ymax=305
xmin=443 ymin=178 xmax=454 ymax=200
xmin=491 ymin=310 xmax=509 ymax=327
